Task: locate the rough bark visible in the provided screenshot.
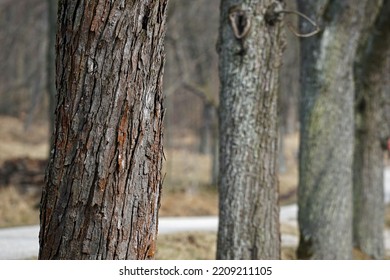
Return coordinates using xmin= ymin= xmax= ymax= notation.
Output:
xmin=297 ymin=0 xmax=370 ymax=259
xmin=353 ymin=0 xmax=389 ymax=259
xmin=217 ymin=0 xmax=285 ymax=259
xmin=46 ymin=0 xmax=57 ymax=150
xmin=39 ymin=0 xmax=168 ymax=260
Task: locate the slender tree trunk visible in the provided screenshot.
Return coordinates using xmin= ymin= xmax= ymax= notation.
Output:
xmin=199 ymin=102 xmax=214 ymax=155
xmin=353 ymin=0 xmax=389 ymax=259
xmin=217 ymin=0 xmax=285 ymax=259
xmin=278 ymin=0 xmax=299 ymax=181
xmin=297 ymin=0 xmax=369 ymax=259
xmin=211 ymin=118 xmax=219 ymax=187
xmin=39 ymin=0 xmax=168 ymax=260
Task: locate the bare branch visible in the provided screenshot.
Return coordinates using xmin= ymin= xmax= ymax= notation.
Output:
xmin=279 ymin=10 xmax=321 ymax=38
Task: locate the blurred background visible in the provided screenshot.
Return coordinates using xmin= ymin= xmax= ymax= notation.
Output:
xmin=0 ymin=0 xmax=388 ymax=259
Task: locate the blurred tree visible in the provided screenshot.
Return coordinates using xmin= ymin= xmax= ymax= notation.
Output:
xmin=39 ymin=0 xmax=168 ymax=259
xmin=217 ymin=0 xmax=285 ymax=259
xmin=164 ymin=0 xmax=219 ymax=140
xmin=278 ymin=0 xmax=300 ymax=173
xmin=164 ymin=0 xmax=220 ymax=187
xmin=353 ymin=0 xmax=390 ymax=259
xmin=297 ymin=0 xmax=371 ymax=259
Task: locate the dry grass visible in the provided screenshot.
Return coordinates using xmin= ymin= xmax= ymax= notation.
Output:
xmin=156 ymin=232 xmax=298 ymax=260
xmin=162 ymin=148 xmax=213 ymax=191
xmin=160 ymin=188 xmax=218 ymax=217
xmin=156 ymin=232 xmax=217 ymax=260
xmin=0 ymin=116 xmax=47 ymax=227
xmin=279 ymin=133 xmax=299 ymax=205
xmin=0 ymin=116 xmax=49 ymax=164
xmin=155 ymin=231 xmax=390 ymax=260
xmin=0 ymin=186 xmax=39 ymax=228
xmin=159 ymin=132 xmax=300 ymax=217
xmin=280 ymin=223 xmax=299 ymax=236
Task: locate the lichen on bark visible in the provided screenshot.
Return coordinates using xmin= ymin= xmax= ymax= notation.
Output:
xmin=217 ymin=0 xmax=285 ymax=260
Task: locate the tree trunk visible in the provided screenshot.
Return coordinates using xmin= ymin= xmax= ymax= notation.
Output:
xmin=199 ymin=102 xmax=215 ymax=155
xmin=39 ymin=0 xmax=168 ymax=260
xmin=353 ymin=0 xmax=389 ymax=259
xmin=46 ymin=0 xmax=58 ymax=151
xmin=279 ymin=0 xmax=300 ymax=135
xmin=211 ymin=118 xmax=219 ymax=187
xmin=217 ymin=0 xmax=285 ymax=259
xmin=297 ymin=0 xmax=369 ymax=259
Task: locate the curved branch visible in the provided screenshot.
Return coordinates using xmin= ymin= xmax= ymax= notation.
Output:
xmin=279 ymin=10 xmax=320 ymax=38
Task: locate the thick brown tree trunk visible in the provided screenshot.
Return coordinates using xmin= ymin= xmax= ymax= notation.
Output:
xmin=217 ymin=0 xmax=285 ymax=259
xmin=39 ymin=0 xmax=168 ymax=260
xmin=46 ymin=0 xmax=57 ymax=151
xmin=353 ymin=0 xmax=390 ymax=259
xmin=297 ymin=0 xmax=370 ymax=259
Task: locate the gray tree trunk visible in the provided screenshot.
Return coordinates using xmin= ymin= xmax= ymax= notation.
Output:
xmin=39 ymin=0 xmax=168 ymax=260
xmin=277 ymin=0 xmax=300 ymax=173
xmin=279 ymin=0 xmax=300 ymax=135
xmin=353 ymin=0 xmax=390 ymax=259
xmin=297 ymin=0 xmax=370 ymax=259
xmin=217 ymin=0 xmax=285 ymax=259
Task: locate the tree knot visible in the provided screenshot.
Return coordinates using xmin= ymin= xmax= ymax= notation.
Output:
xmin=229 ymin=6 xmax=251 ymax=40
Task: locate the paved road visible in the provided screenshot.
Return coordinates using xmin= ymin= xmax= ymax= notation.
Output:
xmin=1 ymin=167 xmax=389 ymax=259
xmin=0 ymin=225 xmax=39 ymax=259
